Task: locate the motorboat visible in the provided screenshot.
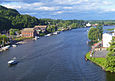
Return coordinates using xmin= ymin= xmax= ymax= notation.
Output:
xmin=45 ymin=33 xmax=52 ymax=37
xmin=8 ymin=57 xmax=18 ymax=66
xmin=12 ymin=45 xmax=17 ymax=48
xmin=53 ymin=31 xmax=60 ymax=35
xmin=2 ymin=45 xmax=10 ymax=51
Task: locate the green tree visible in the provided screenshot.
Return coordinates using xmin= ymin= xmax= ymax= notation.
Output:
xmin=96 ymin=24 xmax=103 ymax=40
xmin=106 ymin=38 xmax=115 ymax=72
xmin=47 ymin=25 xmax=56 ymax=33
xmin=88 ymin=27 xmax=100 ymax=41
xmin=0 ymin=35 xmax=9 ymax=46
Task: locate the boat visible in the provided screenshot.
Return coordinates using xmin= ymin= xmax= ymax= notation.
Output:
xmin=12 ymin=45 xmax=17 ymax=48
xmin=33 ymin=36 xmax=40 ymax=40
xmin=53 ymin=31 xmax=60 ymax=35
xmin=8 ymin=57 xmax=18 ymax=66
xmin=45 ymin=33 xmax=52 ymax=37
xmin=2 ymin=45 xmax=10 ymax=51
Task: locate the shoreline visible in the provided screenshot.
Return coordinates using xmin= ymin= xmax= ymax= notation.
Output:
xmin=85 ymin=52 xmax=115 ymax=73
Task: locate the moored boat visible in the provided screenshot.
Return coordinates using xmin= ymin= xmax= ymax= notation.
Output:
xmin=45 ymin=33 xmax=52 ymax=37
xmin=2 ymin=45 xmax=10 ymax=51
xmin=12 ymin=45 xmax=17 ymax=48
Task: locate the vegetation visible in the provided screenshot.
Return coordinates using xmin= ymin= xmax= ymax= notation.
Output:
xmin=86 ymin=52 xmax=106 ymax=69
xmin=0 ymin=5 xmax=86 ymax=33
xmin=106 ymin=28 xmax=114 ymax=31
xmin=86 ymin=37 xmax=115 ymax=72
xmin=9 ymin=28 xmax=20 ymax=35
xmin=47 ymin=25 xmax=57 ymax=33
xmin=0 ymin=34 xmax=9 ymax=47
xmin=87 ymin=20 xmax=115 ymax=26
xmin=88 ymin=25 xmax=103 ymax=42
xmin=106 ymin=37 xmax=115 ymax=72
xmin=0 ymin=5 xmax=39 ymax=32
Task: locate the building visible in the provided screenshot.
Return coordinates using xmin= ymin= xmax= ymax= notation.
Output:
xmin=21 ymin=28 xmax=37 ymax=37
xmin=103 ymin=33 xmax=112 ymax=47
xmin=34 ymin=25 xmax=47 ymax=34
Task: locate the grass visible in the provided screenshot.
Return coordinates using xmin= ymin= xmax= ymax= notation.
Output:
xmin=86 ymin=52 xmax=106 ymax=70
xmin=14 ymin=37 xmax=33 ymax=41
xmin=106 ymin=28 xmax=114 ymax=31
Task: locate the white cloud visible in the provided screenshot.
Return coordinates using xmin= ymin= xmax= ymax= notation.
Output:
xmin=63 ymin=7 xmax=73 ymax=9
xmin=22 ymin=12 xmax=37 ymax=15
xmin=56 ymin=11 xmax=64 ymax=14
xmin=35 ymin=6 xmax=59 ymax=11
xmin=1 ymin=0 xmax=115 ymax=16
xmin=2 ymin=4 xmax=22 ymax=9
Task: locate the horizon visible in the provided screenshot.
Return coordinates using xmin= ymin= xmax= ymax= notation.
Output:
xmin=1 ymin=0 xmax=115 ymax=20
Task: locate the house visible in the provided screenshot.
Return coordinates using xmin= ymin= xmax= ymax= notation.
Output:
xmin=34 ymin=25 xmax=47 ymax=34
xmin=21 ymin=28 xmax=37 ymax=37
xmin=103 ymin=33 xmax=113 ymax=47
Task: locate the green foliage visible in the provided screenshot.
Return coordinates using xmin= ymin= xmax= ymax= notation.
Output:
xmin=39 ymin=19 xmax=85 ymax=29
xmin=39 ymin=33 xmax=45 ymax=36
xmin=86 ymin=52 xmax=106 ymax=68
xmin=88 ymin=27 xmax=99 ymax=41
xmin=106 ymin=37 xmax=115 ymax=72
xmin=106 ymin=28 xmax=114 ymax=31
xmin=0 ymin=34 xmax=9 ymax=46
xmin=0 ymin=5 xmax=39 ymax=31
xmin=47 ymin=25 xmax=56 ymax=33
xmin=9 ymin=28 xmax=20 ymax=35
xmin=88 ymin=25 xmax=103 ymax=41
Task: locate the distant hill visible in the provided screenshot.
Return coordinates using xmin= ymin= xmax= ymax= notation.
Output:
xmin=0 ymin=5 xmax=39 ymax=32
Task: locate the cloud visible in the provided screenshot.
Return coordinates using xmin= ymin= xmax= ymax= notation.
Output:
xmin=63 ymin=7 xmax=73 ymax=9
xmin=1 ymin=0 xmax=115 ymax=20
xmin=21 ymin=12 xmax=37 ymax=15
xmin=35 ymin=6 xmax=59 ymax=11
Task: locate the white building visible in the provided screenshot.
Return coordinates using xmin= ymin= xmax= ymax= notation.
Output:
xmin=103 ymin=33 xmax=112 ymax=47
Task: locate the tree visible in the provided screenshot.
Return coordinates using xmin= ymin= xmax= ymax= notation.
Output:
xmin=96 ymin=24 xmax=103 ymax=40
xmin=0 ymin=35 xmax=9 ymax=46
xmin=47 ymin=25 xmax=56 ymax=33
xmin=106 ymin=37 xmax=115 ymax=72
xmin=88 ymin=27 xmax=100 ymax=41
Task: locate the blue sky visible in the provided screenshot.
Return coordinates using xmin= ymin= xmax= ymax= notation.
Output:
xmin=1 ymin=0 xmax=115 ymax=20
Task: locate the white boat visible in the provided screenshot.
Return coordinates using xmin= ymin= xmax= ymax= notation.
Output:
xmin=2 ymin=45 xmax=10 ymax=51
xmin=12 ymin=45 xmax=17 ymax=48
xmin=8 ymin=57 xmax=18 ymax=66
xmin=53 ymin=31 xmax=60 ymax=35
xmin=45 ymin=33 xmax=52 ymax=37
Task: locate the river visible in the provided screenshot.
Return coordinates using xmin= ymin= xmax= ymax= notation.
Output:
xmin=0 ymin=26 xmax=115 ymax=81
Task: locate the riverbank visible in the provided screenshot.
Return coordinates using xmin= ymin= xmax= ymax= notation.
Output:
xmin=85 ymin=52 xmax=115 ymax=72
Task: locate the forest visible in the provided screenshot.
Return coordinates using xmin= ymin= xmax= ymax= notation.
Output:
xmin=0 ymin=5 xmax=86 ymax=32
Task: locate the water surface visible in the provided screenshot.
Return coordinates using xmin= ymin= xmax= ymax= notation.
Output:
xmin=0 ymin=26 xmax=115 ymax=81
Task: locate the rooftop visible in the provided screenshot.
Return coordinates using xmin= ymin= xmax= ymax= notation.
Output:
xmin=34 ymin=25 xmax=47 ymax=28
xmin=21 ymin=28 xmax=34 ymax=32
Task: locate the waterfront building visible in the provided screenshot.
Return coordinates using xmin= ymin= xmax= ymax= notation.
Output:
xmin=34 ymin=25 xmax=47 ymax=34
xmin=103 ymin=33 xmax=112 ymax=47
xmin=21 ymin=28 xmax=37 ymax=37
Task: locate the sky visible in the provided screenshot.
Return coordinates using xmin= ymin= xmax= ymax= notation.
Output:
xmin=1 ymin=0 xmax=115 ymax=20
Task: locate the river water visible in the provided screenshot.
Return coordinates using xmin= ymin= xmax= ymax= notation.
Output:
xmin=0 ymin=26 xmax=115 ymax=81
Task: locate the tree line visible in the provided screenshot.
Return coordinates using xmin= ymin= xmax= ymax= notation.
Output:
xmin=0 ymin=5 xmax=86 ymax=33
